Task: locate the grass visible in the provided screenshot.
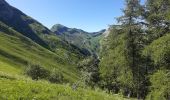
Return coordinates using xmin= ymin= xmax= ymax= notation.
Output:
xmin=0 ymin=60 xmax=21 ymax=75
xmin=0 ymin=21 xmax=133 ymax=100
xmin=0 ymin=22 xmax=80 ymax=82
xmin=0 ymin=75 xmax=127 ymax=100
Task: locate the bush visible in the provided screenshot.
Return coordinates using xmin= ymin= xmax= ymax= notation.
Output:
xmin=48 ymin=69 xmax=64 ymax=83
xmin=146 ymin=70 xmax=170 ymax=100
xmin=78 ymin=57 xmax=100 ymax=87
xmin=26 ymin=64 xmax=50 ymax=80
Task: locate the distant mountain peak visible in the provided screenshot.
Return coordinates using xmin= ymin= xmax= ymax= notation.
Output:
xmin=51 ymin=24 xmax=69 ymax=35
xmin=50 ymin=24 xmax=106 ymax=54
xmin=52 ymin=24 xmax=67 ymax=28
xmin=51 ymin=24 xmax=106 ymax=35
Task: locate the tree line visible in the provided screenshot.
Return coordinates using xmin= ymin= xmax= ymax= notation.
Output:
xmin=98 ymin=0 xmax=170 ymax=99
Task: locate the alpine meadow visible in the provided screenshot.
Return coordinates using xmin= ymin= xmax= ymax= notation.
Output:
xmin=0 ymin=0 xmax=169 ymax=100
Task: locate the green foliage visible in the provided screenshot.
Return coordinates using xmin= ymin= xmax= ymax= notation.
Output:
xmin=0 ymin=77 xmax=126 ymax=100
xmin=117 ymin=0 xmax=146 ymax=98
xmin=143 ymin=33 xmax=170 ymax=99
xmin=1 ymin=0 xmax=170 ymax=99
xmin=142 ymin=0 xmax=170 ymax=99
xmin=143 ymin=33 xmax=170 ymax=68
xmin=100 ymin=0 xmax=148 ymax=98
xmin=99 ymin=28 xmax=134 ymax=94
xmin=78 ymin=56 xmax=100 ymax=87
xmin=26 ymin=64 xmax=50 ymax=80
xmin=146 ymin=70 xmax=170 ymax=100
xmin=48 ymin=69 xmax=65 ymax=84
xmin=26 ymin=66 xmax=66 ymax=83
xmin=145 ymin=0 xmax=170 ymax=40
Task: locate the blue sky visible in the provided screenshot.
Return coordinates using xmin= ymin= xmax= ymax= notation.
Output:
xmin=6 ymin=0 xmax=144 ymax=32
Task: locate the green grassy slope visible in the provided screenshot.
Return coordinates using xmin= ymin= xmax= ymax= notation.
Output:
xmin=0 ymin=75 xmax=127 ymax=100
xmin=0 ymin=21 xmax=80 ymax=82
xmin=0 ymin=31 xmax=128 ymax=99
xmin=0 ymin=0 xmax=85 ymax=64
xmin=0 ymin=0 xmax=49 ymax=48
xmin=0 ymin=22 xmax=132 ymax=99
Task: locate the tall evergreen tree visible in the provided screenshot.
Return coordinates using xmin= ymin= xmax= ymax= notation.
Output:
xmin=118 ymin=0 xmax=146 ymax=98
xmin=146 ymin=0 xmax=170 ymax=41
xmin=143 ymin=0 xmax=170 ymax=99
xmin=99 ymin=0 xmax=170 ymax=99
xmin=78 ymin=56 xmax=100 ymax=87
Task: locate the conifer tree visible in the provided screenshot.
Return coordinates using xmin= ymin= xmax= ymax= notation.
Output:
xmin=144 ymin=0 xmax=170 ymax=99
xmin=146 ymin=0 xmax=170 ymax=41
xmin=118 ymin=0 xmax=145 ymax=98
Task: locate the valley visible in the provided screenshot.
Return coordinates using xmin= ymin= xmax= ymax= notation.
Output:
xmin=0 ymin=0 xmax=170 ymax=100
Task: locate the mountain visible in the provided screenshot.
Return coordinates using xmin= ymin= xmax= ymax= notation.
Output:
xmin=0 ymin=21 xmax=80 ymax=82
xmin=0 ymin=0 xmax=49 ymax=47
xmin=0 ymin=0 xmax=87 ymax=62
xmin=51 ymin=24 xmax=106 ymax=55
xmin=0 ymin=0 xmax=141 ymax=99
xmin=51 ymin=24 xmax=88 ymax=35
xmin=0 ymin=0 xmax=89 ymax=82
xmin=0 ymin=21 xmax=126 ymax=99
xmin=0 ymin=21 xmax=126 ymax=100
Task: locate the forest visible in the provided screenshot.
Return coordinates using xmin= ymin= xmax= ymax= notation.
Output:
xmin=98 ymin=0 xmax=170 ymax=99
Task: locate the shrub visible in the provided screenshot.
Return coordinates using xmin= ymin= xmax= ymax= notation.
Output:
xmin=48 ymin=69 xmax=64 ymax=83
xmin=146 ymin=70 xmax=170 ymax=100
xmin=78 ymin=57 xmax=100 ymax=88
xmin=26 ymin=64 xmax=50 ymax=80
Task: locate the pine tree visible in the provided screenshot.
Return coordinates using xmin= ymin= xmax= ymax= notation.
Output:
xmin=144 ymin=0 xmax=170 ymax=99
xmin=146 ymin=0 xmax=170 ymax=41
xmin=118 ymin=0 xmax=145 ymax=98
xmin=78 ymin=56 xmax=100 ymax=87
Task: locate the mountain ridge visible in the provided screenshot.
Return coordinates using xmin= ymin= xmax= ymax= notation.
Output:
xmin=0 ymin=0 xmax=89 ymax=82
xmin=51 ymin=24 xmax=106 ymax=55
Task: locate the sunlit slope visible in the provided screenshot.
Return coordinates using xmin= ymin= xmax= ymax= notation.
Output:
xmin=0 ymin=21 xmax=80 ymax=82
xmin=0 ymin=0 xmax=85 ymax=64
xmin=0 ymin=76 xmax=127 ymax=100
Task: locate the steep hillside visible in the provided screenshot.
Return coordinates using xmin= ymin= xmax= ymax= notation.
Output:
xmin=51 ymin=24 xmax=105 ymax=55
xmin=0 ymin=21 xmax=80 ymax=82
xmin=0 ymin=0 xmax=86 ymax=63
xmin=0 ymin=21 xmax=127 ymax=99
xmin=0 ymin=0 xmax=49 ymax=47
xmin=0 ymin=21 xmax=128 ymax=99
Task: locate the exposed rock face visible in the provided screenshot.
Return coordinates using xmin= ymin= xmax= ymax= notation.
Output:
xmin=103 ymin=29 xmax=110 ymax=37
